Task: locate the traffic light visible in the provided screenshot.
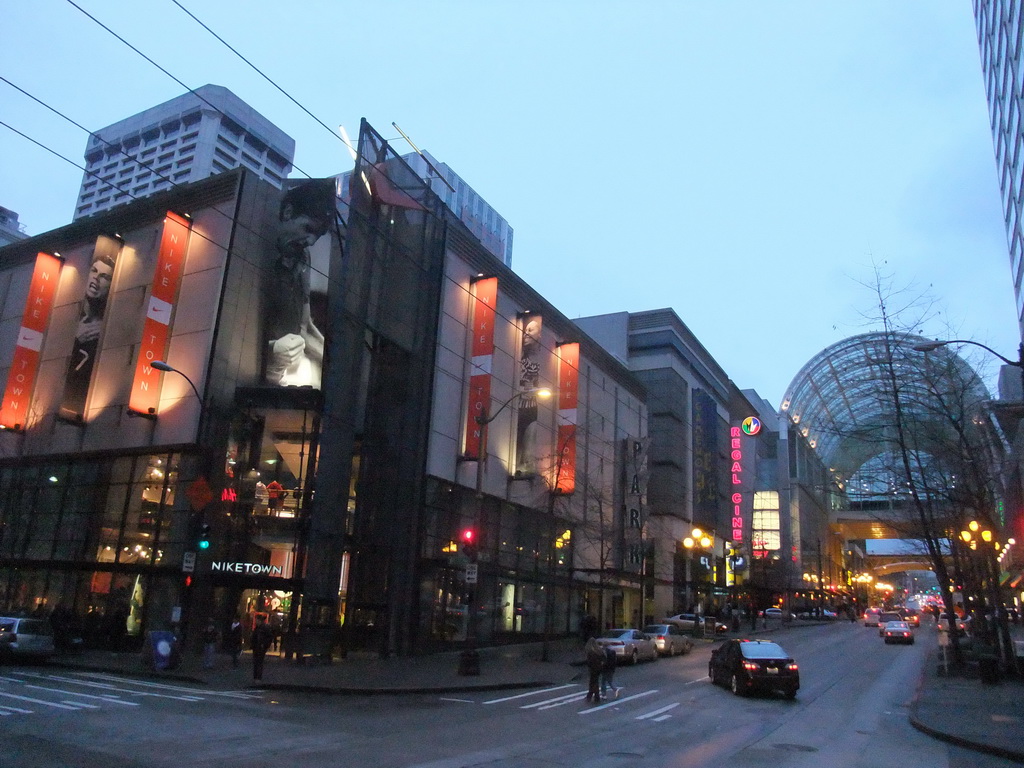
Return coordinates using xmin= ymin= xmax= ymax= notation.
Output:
xmin=460 ymin=528 xmax=477 ymax=559
xmin=197 ymin=523 xmax=211 ymax=551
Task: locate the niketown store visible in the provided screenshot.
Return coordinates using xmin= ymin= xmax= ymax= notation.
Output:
xmin=0 ymin=125 xmax=649 ymax=657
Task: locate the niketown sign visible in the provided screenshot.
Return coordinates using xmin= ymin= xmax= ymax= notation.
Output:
xmin=210 ymin=561 xmax=284 ymax=576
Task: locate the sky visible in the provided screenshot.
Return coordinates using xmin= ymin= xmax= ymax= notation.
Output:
xmin=1 ymin=1 xmax=1019 ymax=410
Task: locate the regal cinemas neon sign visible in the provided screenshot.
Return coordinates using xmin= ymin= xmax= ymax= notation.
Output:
xmin=729 ymin=416 xmax=760 ymax=544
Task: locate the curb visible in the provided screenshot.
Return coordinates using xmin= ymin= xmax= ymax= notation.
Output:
xmin=907 ymin=648 xmax=1024 ymax=765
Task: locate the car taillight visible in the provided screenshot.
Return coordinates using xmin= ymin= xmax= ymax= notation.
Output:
xmin=786 ymin=662 xmax=798 ymax=671
xmin=742 ymin=661 xmax=759 ymax=671
xmin=655 ymin=634 xmax=666 ymax=640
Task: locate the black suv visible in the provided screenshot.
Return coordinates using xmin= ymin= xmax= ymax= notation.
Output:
xmin=709 ymin=638 xmax=799 ymax=699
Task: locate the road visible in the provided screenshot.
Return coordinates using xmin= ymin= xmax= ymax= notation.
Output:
xmin=0 ymin=622 xmax=1017 ymax=768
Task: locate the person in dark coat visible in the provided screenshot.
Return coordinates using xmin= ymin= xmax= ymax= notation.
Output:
xmin=251 ymin=616 xmax=273 ymax=682
xmin=600 ymin=646 xmax=620 ymax=699
xmin=226 ymin=616 xmax=243 ymax=668
xmin=585 ymin=636 xmax=605 ymax=702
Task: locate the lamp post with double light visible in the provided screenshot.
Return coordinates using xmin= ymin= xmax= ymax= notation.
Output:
xmin=912 ymin=339 xmax=1023 ymax=673
xmin=459 ymin=386 xmax=552 ymax=676
xmin=152 ymin=360 xmax=211 ymax=645
xmin=682 ymin=527 xmax=713 ymax=619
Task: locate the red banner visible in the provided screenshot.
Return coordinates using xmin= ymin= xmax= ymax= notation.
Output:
xmin=464 ymin=277 xmax=498 ymax=458
xmin=555 ymin=342 xmax=579 ymax=494
xmin=0 ymin=252 xmax=62 ymax=430
xmin=128 ymin=212 xmax=192 ymax=415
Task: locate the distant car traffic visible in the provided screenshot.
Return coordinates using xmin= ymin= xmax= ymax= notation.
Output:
xmin=900 ymin=608 xmax=921 ymax=627
xmin=763 ymin=607 xmax=784 ymax=619
xmin=594 ymin=628 xmax=659 ymax=665
xmin=709 ymin=639 xmax=800 ymax=698
xmin=877 ymin=611 xmax=902 ymax=629
xmin=643 ymin=624 xmax=694 ymax=656
xmin=863 ymin=608 xmax=882 ymax=627
xmin=0 ymin=616 xmax=56 ymax=662
xmin=881 ymin=620 xmax=914 ymax=644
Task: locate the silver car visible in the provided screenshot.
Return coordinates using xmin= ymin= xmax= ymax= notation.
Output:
xmin=594 ymin=628 xmax=659 ymax=664
xmin=643 ymin=624 xmax=694 ymax=656
xmin=0 ymin=616 xmax=56 ymax=661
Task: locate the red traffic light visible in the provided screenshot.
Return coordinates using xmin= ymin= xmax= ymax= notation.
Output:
xmin=461 ymin=528 xmax=475 ymax=543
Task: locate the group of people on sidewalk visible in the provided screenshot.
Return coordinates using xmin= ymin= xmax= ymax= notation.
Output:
xmin=200 ymin=615 xmax=274 ymax=681
xmin=585 ymin=636 xmax=621 ymax=703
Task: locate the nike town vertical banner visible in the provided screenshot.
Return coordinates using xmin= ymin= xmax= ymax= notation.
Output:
xmin=554 ymin=342 xmax=579 ymax=494
xmin=464 ymin=277 xmax=498 ymax=459
xmin=128 ymin=212 xmax=192 ymax=415
xmin=0 ymin=252 xmax=62 ymax=429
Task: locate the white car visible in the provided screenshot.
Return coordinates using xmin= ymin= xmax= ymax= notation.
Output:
xmin=0 ymin=616 xmax=56 ymax=661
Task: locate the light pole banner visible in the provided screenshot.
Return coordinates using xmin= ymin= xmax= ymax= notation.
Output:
xmin=128 ymin=212 xmax=192 ymax=415
xmin=0 ymin=252 xmax=62 ymax=429
xmin=555 ymin=342 xmax=579 ymax=494
xmin=464 ymin=277 xmax=498 ymax=458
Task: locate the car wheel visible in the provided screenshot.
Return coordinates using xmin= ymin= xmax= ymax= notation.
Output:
xmin=730 ymin=674 xmax=744 ymax=696
xmin=631 ymin=649 xmax=638 ymax=665
xmin=784 ymin=689 xmax=797 ymax=700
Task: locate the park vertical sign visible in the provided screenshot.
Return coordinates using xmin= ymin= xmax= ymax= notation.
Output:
xmin=0 ymin=252 xmax=62 ymax=430
xmin=554 ymin=342 xmax=579 ymax=494
xmin=465 ymin=277 xmax=497 ymax=458
xmin=128 ymin=212 xmax=191 ymax=415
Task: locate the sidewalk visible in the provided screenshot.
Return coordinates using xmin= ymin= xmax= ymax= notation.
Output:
xmin=44 ymin=623 xmax=1024 ymax=762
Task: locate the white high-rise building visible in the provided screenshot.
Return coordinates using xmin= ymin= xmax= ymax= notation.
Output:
xmin=973 ymin=2 xmax=1024 ymax=338
xmin=74 ymin=84 xmax=294 ymax=220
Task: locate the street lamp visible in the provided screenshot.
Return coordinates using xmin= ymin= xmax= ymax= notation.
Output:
xmin=683 ymin=527 xmax=713 ymax=617
xmin=152 ymin=360 xmax=203 ymax=404
xmin=911 ymin=338 xmax=1024 ymax=393
xmin=459 ymin=385 xmax=552 ymax=676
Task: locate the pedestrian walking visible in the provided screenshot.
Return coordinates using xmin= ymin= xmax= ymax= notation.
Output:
xmin=251 ymin=615 xmax=273 ymax=682
xmin=201 ymin=621 xmax=218 ymax=670
xmin=226 ymin=616 xmax=243 ymax=668
xmin=600 ymin=646 xmax=620 ymax=699
xmin=585 ymin=636 xmax=605 ymax=702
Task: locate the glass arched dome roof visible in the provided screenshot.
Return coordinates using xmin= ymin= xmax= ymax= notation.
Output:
xmin=780 ymin=332 xmax=991 ymax=480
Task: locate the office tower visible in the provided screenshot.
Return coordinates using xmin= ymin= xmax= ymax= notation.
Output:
xmin=973 ymin=2 xmax=1024 ymax=337
xmin=0 ymin=206 xmax=27 ymax=247
xmin=73 ymin=84 xmax=294 ymax=220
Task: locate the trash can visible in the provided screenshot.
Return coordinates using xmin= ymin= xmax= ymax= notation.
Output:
xmin=978 ymin=654 xmax=1000 ymax=684
xmin=143 ymin=630 xmax=180 ymax=671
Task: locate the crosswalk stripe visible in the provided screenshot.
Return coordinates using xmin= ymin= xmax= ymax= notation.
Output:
xmin=536 ymin=692 xmax=590 ymax=710
xmin=0 ymin=704 xmax=32 ymax=714
xmin=521 ymin=690 xmax=586 ymax=709
xmin=0 ymin=691 xmax=81 ymax=711
xmin=485 ymin=684 xmax=578 ymax=704
xmin=78 ymin=672 xmax=261 ymax=699
xmin=24 ymin=685 xmax=140 ymax=706
xmin=578 ymin=689 xmax=658 ymax=715
xmin=637 ymin=702 xmax=679 ymax=720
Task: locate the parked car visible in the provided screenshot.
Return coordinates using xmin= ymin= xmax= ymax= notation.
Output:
xmin=594 ymin=628 xmax=659 ymax=665
xmin=643 ymin=624 xmax=694 ymax=656
xmin=664 ymin=614 xmax=728 ymax=634
xmin=709 ymin=638 xmax=800 ymax=698
xmin=881 ymin=620 xmax=914 ymax=644
xmin=763 ymin=607 xmax=784 ymax=619
xmin=0 ymin=616 xmax=56 ymax=662
xmin=863 ymin=608 xmax=882 ymax=627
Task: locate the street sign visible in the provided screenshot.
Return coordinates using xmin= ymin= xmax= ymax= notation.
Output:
xmin=182 ymin=551 xmax=196 ymax=573
xmin=465 ymin=563 xmax=478 ymax=584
